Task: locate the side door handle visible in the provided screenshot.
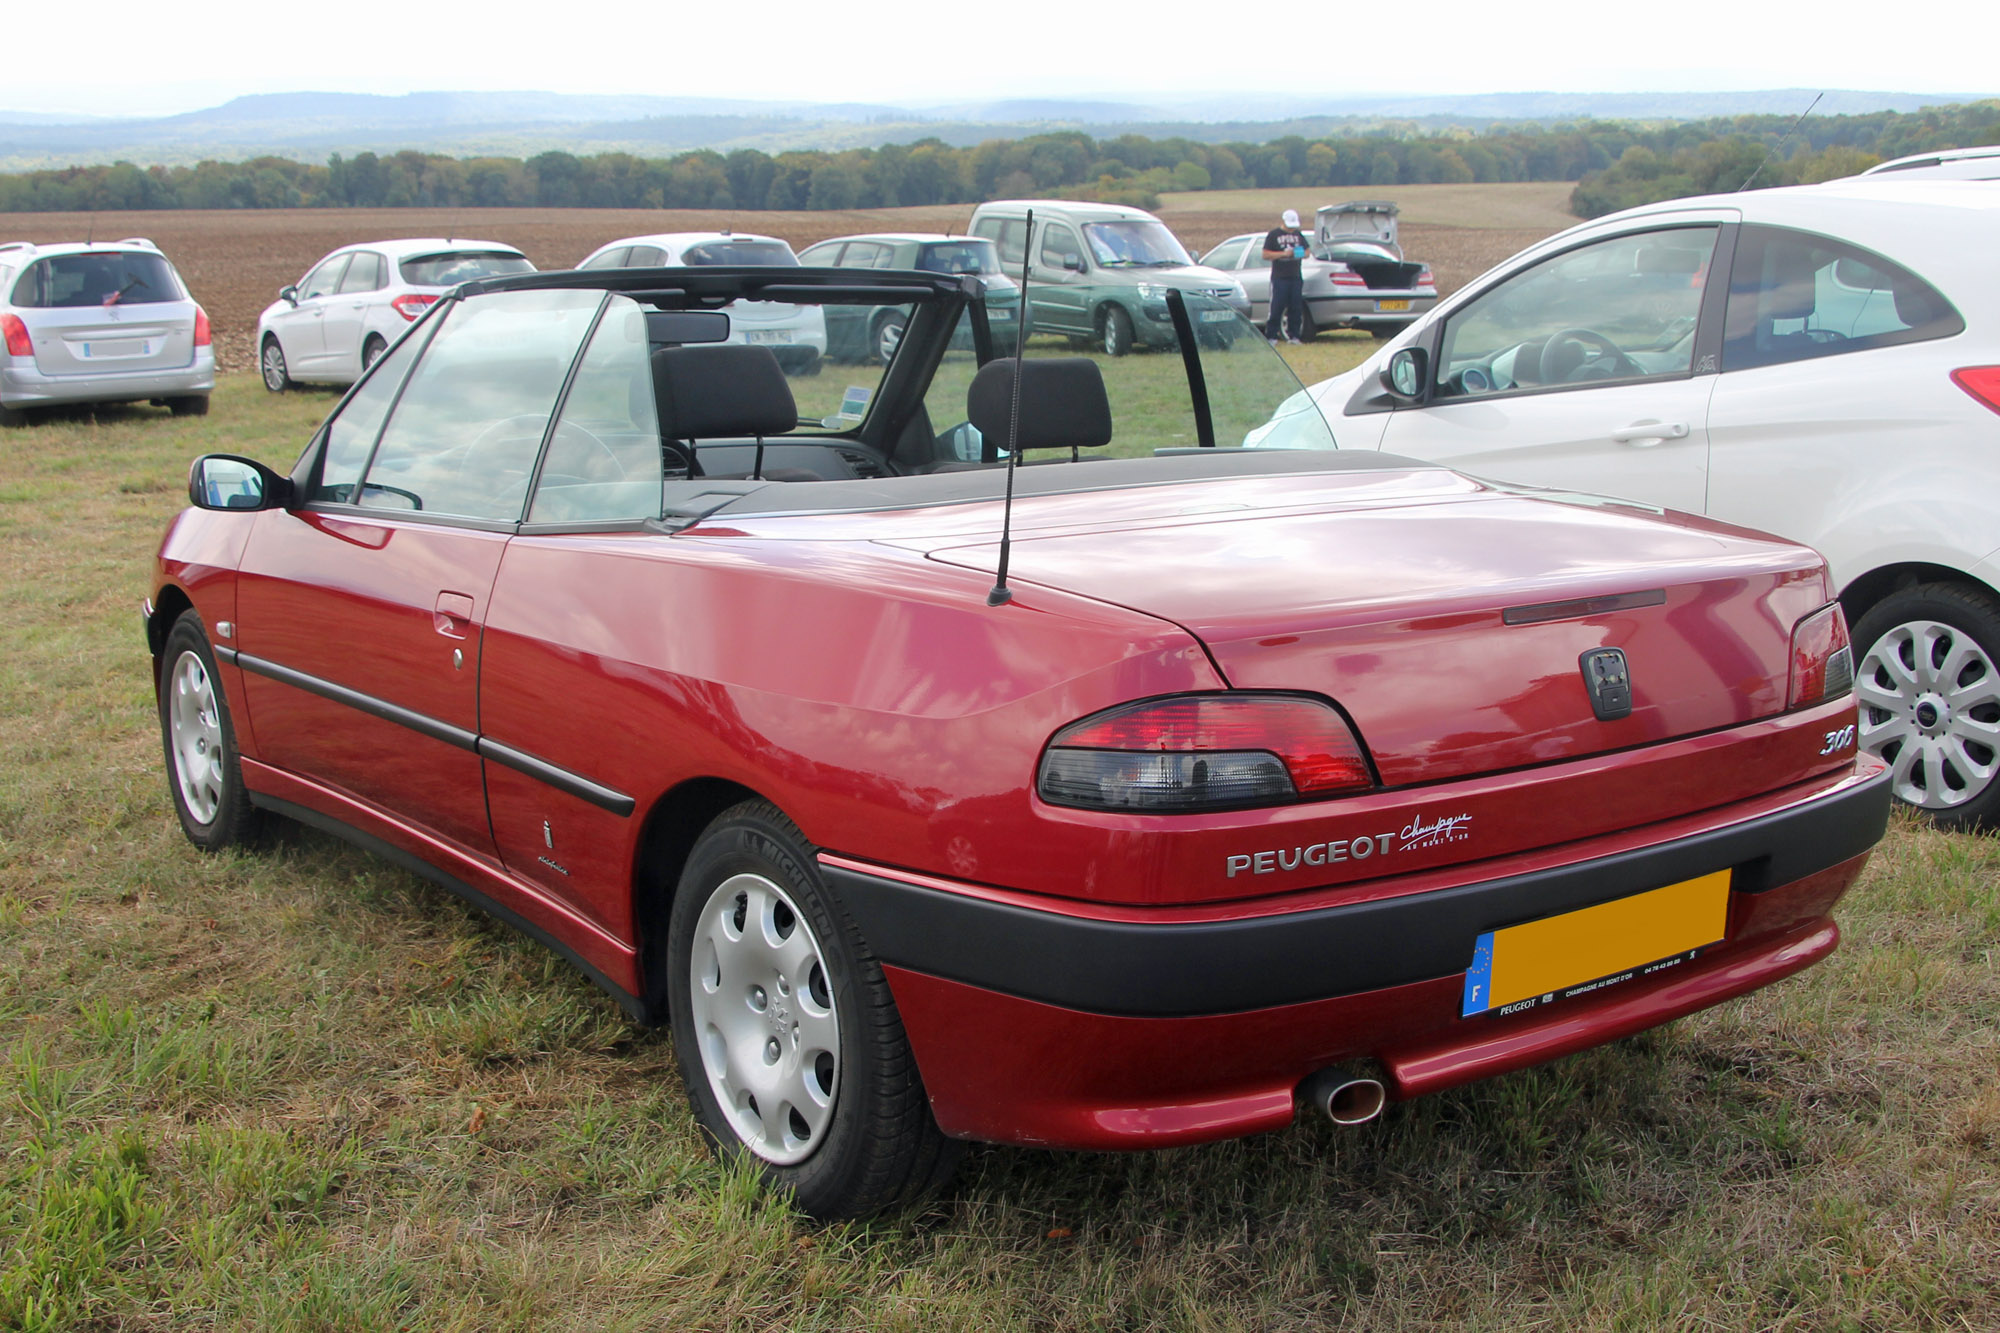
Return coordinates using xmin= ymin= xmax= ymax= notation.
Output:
xmin=1610 ymin=421 xmax=1690 ymax=446
xmin=433 ymin=591 xmax=476 ymax=639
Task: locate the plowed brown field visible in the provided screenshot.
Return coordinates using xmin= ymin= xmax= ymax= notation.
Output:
xmin=0 ymin=201 xmax=1564 ymax=374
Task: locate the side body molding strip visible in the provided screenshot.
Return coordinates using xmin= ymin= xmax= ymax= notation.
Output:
xmin=228 ymin=648 xmax=636 ymax=817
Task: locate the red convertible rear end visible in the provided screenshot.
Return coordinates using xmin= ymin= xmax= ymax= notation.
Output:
xmin=148 ymin=265 xmax=1886 ymax=1217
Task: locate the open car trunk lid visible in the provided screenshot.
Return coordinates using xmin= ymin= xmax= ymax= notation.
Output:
xmin=923 ymin=469 xmax=1827 ymax=788
xmin=1316 ymin=201 xmax=1402 ymax=257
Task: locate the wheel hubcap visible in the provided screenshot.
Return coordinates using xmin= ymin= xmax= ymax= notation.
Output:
xmin=1857 ymin=618 xmax=2000 ymax=810
xmin=876 ymin=322 xmax=902 ymax=363
xmin=690 ymin=872 xmax=840 ymax=1165
xmin=168 ymin=650 xmax=225 ymax=824
xmin=262 ymin=346 xmax=284 ymax=388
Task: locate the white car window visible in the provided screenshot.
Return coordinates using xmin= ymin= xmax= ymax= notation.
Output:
xmin=1204 ymin=238 xmax=1249 ymax=269
xmin=299 ymin=255 xmax=350 ymax=301
xmin=1436 ymin=226 xmax=1717 ymax=398
xmin=1721 ymin=225 xmax=1963 ymax=372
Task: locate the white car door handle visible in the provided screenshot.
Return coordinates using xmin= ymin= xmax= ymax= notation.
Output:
xmin=1611 ymin=421 xmax=1690 ymax=446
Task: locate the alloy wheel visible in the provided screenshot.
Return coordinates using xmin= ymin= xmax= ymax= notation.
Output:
xmin=1857 ymin=618 xmax=2000 ymax=810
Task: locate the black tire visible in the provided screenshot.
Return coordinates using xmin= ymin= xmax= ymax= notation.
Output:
xmin=1368 ymin=325 xmax=1397 ymax=341
xmin=158 ymin=611 xmax=262 ymax=850
xmin=1851 ymin=582 xmax=2000 ymax=830
xmin=0 ymin=402 xmax=26 ymax=427
xmin=1099 ymin=305 xmax=1134 ymax=357
xmin=667 ymin=799 xmax=960 ymax=1218
xmin=167 ymin=395 xmax=210 ymax=417
xmin=872 ymin=312 xmax=907 ymax=366
xmin=361 ymin=335 xmax=388 ymax=373
xmin=260 ymin=337 xmax=294 ymax=393
xmin=1298 ymin=306 xmax=1319 ymax=342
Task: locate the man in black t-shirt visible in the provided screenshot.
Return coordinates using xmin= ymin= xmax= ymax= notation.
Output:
xmin=1262 ymin=208 xmax=1309 ymax=343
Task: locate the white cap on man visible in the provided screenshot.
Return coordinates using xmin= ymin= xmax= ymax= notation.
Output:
xmin=1281 ymin=209 xmax=1300 ymax=227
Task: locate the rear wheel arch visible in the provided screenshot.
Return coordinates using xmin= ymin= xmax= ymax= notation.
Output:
xmin=1838 ymin=562 xmax=1990 ymax=628
xmin=630 ymin=776 xmax=768 ymax=1020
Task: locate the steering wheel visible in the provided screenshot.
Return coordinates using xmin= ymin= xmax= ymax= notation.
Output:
xmin=1536 ymin=328 xmax=1643 ymax=383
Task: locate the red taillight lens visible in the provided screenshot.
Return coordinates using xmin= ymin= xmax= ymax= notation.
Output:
xmin=1952 ymin=366 xmax=2000 ymax=415
xmin=192 ymin=306 xmax=211 ymax=347
xmin=1 ymin=314 xmax=30 ymax=357
xmin=1328 ymin=265 xmax=1366 ymax=288
xmin=1038 ymin=694 xmax=1373 ymax=812
xmin=1789 ymin=603 xmax=1855 ymax=709
xmin=391 ymin=292 xmax=440 ymax=322
xmin=1416 ymin=267 xmax=1435 ymax=289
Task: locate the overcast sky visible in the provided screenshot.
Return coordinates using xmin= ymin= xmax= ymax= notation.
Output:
xmin=7 ymin=0 xmax=1995 ymax=118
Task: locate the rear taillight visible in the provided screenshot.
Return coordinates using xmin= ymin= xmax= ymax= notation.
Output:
xmin=192 ymin=306 xmax=211 ymax=347
xmin=1328 ymin=265 xmax=1366 ymax=288
xmin=391 ymin=292 xmax=439 ymax=322
xmin=1 ymin=314 xmax=29 ymax=357
xmin=1952 ymin=366 xmax=2000 ymax=415
xmin=1789 ymin=603 xmax=1855 ymax=710
xmin=1416 ymin=267 xmax=1435 ymax=289
xmin=1038 ymin=694 xmax=1374 ymax=812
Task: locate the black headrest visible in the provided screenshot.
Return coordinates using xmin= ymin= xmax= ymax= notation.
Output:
xmin=652 ymin=345 xmax=797 ymax=439
xmin=966 ymin=357 xmax=1112 ymax=452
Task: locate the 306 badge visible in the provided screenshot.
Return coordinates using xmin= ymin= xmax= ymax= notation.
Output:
xmin=1821 ymin=724 xmax=1857 ymax=755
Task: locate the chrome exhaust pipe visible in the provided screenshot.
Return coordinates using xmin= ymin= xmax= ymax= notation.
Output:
xmin=1299 ymin=1065 xmax=1387 ymax=1126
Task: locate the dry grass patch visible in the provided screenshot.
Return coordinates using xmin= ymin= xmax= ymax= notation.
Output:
xmin=0 ymin=378 xmax=1995 ymax=1330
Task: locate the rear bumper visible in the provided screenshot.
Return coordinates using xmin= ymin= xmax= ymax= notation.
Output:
xmin=826 ymin=759 xmax=1888 ymax=1148
xmin=1 ymin=350 xmax=214 ymax=407
xmin=1304 ymin=294 xmax=1436 ymax=328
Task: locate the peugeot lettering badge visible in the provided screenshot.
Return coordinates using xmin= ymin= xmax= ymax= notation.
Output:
xmin=1580 ymin=647 xmax=1633 ymax=721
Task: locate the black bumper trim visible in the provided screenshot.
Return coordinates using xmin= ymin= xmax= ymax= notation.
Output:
xmin=824 ymin=766 xmax=1890 ymax=1018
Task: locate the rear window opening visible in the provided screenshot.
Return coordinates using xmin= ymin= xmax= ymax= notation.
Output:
xmin=399 ymin=252 xmax=534 ymax=287
xmin=13 ymin=252 xmax=182 ymax=308
xmin=917 ymin=241 xmax=1003 ymax=276
xmin=681 ymin=241 xmax=797 ymax=267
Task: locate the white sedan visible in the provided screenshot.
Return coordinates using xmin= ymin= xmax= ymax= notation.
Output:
xmin=1265 ymin=178 xmax=2000 ymax=826
xmin=258 ymin=239 xmax=534 ymax=391
xmin=577 ymin=232 xmax=827 ymax=376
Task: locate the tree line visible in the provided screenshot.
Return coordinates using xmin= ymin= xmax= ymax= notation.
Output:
xmin=1 ymin=100 xmax=1994 ymax=216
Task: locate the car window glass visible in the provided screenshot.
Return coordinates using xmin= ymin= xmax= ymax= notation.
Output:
xmin=580 ymin=247 xmax=630 ymax=271
xmin=1721 ymin=224 xmax=1964 ymax=372
xmin=300 ymin=256 xmax=350 ymax=301
xmin=336 ymin=252 xmax=383 ymax=294
xmin=838 ymin=241 xmax=887 ymax=268
xmin=397 ymin=251 xmax=534 ymax=285
xmin=797 ymin=243 xmax=841 ymax=266
xmin=1204 ymin=239 xmax=1248 ymax=269
xmin=681 ymin=241 xmax=796 ymax=266
xmin=918 ymin=241 xmax=1002 ymax=276
xmin=978 ymin=218 xmax=1028 ymax=266
xmin=626 ymin=246 xmax=664 ymax=267
xmin=358 ymin=289 xmax=603 ymax=522
xmin=15 ymin=251 xmax=184 ymax=308
xmin=1041 ymin=225 xmax=1084 ymax=271
xmin=1436 ymin=225 xmax=1717 ymax=398
xmin=309 ymin=325 xmax=431 ymax=504
xmin=1083 ymin=220 xmax=1190 ymax=268
xmin=528 ymin=297 xmax=666 ymax=524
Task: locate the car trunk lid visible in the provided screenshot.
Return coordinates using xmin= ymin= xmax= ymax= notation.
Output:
xmin=917 ymin=470 xmax=1827 ymax=787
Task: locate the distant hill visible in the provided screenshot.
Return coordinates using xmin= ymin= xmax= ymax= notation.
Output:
xmin=1 ymin=87 xmax=1990 ymax=171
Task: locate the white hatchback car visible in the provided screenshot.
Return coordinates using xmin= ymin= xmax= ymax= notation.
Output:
xmin=257 ymin=239 xmax=535 ymax=391
xmin=1268 ymin=179 xmax=2000 ymax=826
xmin=575 ymin=232 xmax=827 ymax=375
xmin=1 ymin=238 xmax=213 ymax=423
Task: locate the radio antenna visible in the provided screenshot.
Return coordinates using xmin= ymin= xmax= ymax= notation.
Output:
xmin=1739 ymin=92 xmax=1823 ymax=192
xmin=986 ymin=209 xmax=1034 ymax=609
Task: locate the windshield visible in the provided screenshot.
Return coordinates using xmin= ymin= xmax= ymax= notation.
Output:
xmin=917 ymin=240 xmax=1003 ymax=276
xmin=1081 ymin=221 xmax=1192 ymax=269
xmin=682 ymin=241 xmax=797 ymax=266
xmin=399 ymin=251 xmax=534 ymax=287
xmin=14 ymin=251 xmax=182 ymax=308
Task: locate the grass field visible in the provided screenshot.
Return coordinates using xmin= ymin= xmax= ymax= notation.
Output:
xmin=2 ymin=376 xmax=1996 ymax=1330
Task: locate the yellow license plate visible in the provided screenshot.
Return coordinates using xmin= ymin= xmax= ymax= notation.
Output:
xmin=1461 ymin=870 xmax=1730 ymax=1018
xmin=1375 ymin=299 xmax=1411 ymax=312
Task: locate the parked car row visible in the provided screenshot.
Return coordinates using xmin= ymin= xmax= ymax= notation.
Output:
xmin=1200 ymin=202 xmax=1439 ymax=339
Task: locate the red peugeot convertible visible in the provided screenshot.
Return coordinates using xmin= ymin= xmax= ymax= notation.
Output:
xmin=148 ymin=262 xmax=1888 ymax=1217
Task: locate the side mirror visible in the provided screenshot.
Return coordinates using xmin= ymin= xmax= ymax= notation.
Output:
xmin=280 ymin=284 xmax=299 ymax=306
xmin=188 ymin=454 xmax=291 ymax=512
xmin=1383 ymin=347 xmax=1429 ymax=400
xmin=1061 ymin=253 xmax=1085 ymax=273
